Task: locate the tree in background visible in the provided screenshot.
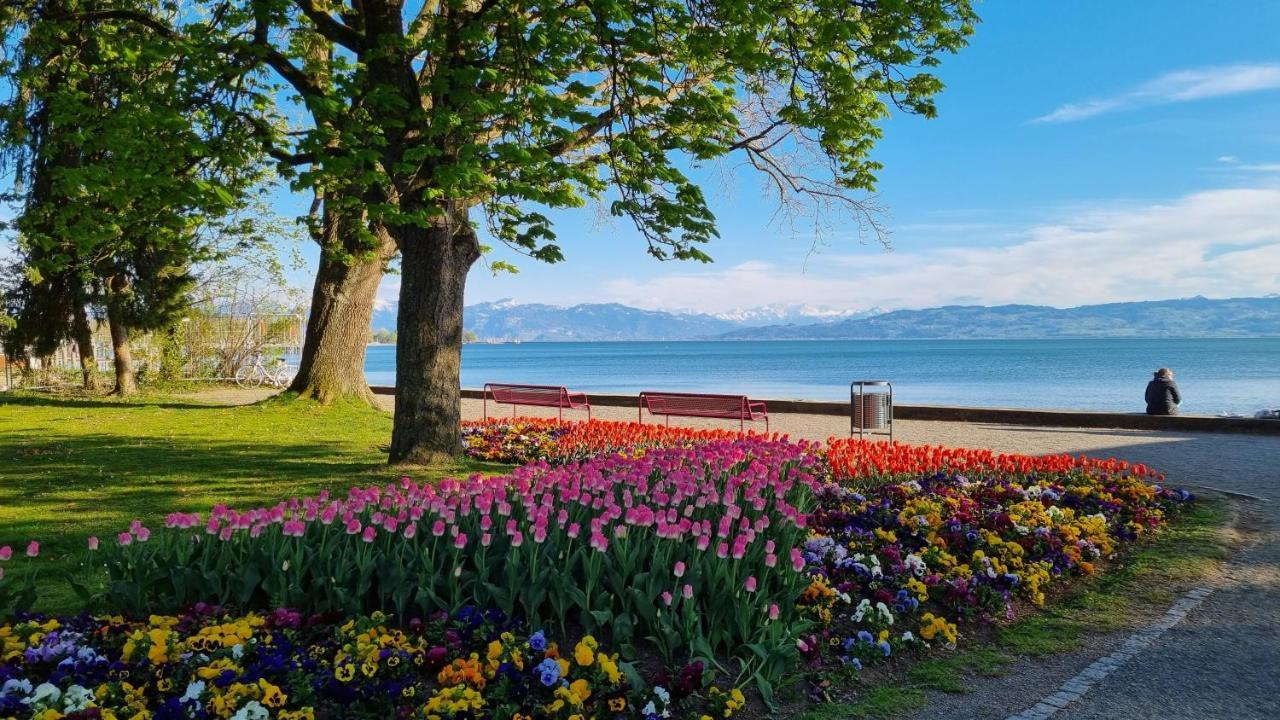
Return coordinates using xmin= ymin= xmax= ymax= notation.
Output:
xmin=224 ymin=0 xmax=976 ymax=463
xmin=0 ymin=0 xmax=269 ymax=394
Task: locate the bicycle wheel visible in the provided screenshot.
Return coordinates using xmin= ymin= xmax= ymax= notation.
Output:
xmin=235 ymin=365 xmax=264 ymax=388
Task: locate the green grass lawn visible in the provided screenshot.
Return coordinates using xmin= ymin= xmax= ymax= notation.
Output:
xmin=0 ymin=390 xmax=505 ymax=610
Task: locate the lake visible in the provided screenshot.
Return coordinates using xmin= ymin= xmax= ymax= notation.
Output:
xmin=361 ymin=338 xmax=1280 ymax=415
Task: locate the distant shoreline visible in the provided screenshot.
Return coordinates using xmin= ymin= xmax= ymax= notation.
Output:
xmin=365 ymin=335 xmax=1280 ymax=346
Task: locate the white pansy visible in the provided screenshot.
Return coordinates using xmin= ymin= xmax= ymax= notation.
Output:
xmin=23 ymin=682 xmax=61 ymax=707
xmin=62 ymin=685 xmax=93 ymax=712
xmin=231 ymin=700 xmax=269 ymax=720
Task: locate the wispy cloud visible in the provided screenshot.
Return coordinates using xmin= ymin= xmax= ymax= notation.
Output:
xmin=1032 ymin=63 xmax=1280 ymax=123
xmin=1211 ymin=156 xmax=1280 ymax=174
xmin=597 ymin=188 xmax=1280 ymax=312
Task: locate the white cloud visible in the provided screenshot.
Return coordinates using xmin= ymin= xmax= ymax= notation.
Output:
xmin=1033 ymin=63 xmax=1280 ymax=123
xmin=598 ymin=188 xmax=1280 ymax=313
xmin=1209 ymin=156 xmax=1280 ymax=174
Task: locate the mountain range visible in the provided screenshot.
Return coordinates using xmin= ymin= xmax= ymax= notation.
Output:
xmin=371 ymin=300 xmax=881 ymax=341
xmin=369 ymin=295 xmax=1280 ymax=341
xmin=721 ymin=296 xmax=1280 ymax=340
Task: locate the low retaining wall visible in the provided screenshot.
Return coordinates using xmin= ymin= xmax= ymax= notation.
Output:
xmin=368 ymin=386 xmax=1280 ymax=435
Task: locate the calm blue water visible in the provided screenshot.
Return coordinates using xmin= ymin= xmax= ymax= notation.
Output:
xmin=362 ymin=339 xmax=1280 ymax=415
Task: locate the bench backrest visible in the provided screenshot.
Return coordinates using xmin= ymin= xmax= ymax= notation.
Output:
xmin=486 ymin=383 xmax=569 ymax=407
xmin=640 ymin=391 xmax=751 ymax=419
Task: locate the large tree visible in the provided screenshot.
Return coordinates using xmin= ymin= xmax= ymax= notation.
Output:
xmin=1 ymin=0 xmax=268 ymax=394
xmin=225 ymin=0 xmax=975 ymax=463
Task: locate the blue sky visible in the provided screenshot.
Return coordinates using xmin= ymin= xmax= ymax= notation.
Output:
xmin=296 ymin=1 xmax=1280 ymax=314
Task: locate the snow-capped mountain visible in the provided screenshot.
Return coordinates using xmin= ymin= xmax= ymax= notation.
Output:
xmin=370 ymin=299 xmax=878 ymax=341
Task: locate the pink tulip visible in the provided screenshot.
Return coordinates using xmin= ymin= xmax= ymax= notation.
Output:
xmin=454 ymin=533 xmax=468 ymax=549
xmin=768 ymin=603 xmax=780 ymax=620
xmin=716 ymin=542 xmax=728 ymax=559
xmin=25 ymin=541 xmax=39 ymax=558
xmin=481 ymin=533 xmax=492 ymax=547
xmin=682 ymin=584 xmax=694 ymax=599
xmin=511 ymin=531 xmax=524 ymax=547
xmin=345 ymin=519 xmax=361 ymax=535
xmin=661 ymin=591 xmax=673 ymax=606
xmin=118 ymin=532 xmax=133 ymax=546
xmin=0 ymin=545 xmax=12 ymax=561
xmin=765 ymin=553 xmax=777 ymax=568
xmin=673 ymin=561 xmax=686 ymax=577
xmin=136 ymin=527 xmax=151 ymax=543
xmin=431 ymin=520 xmax=446 ymax=537
xmin=403 ymin=523 xmax=417 ymax=539
xmin=744 ymin=576 xmax=757 ymax=592
xmin=362 ymin=526 xmax=377 ymax=543
xmin=219 ymin=527 xmax=234 ymax=541
xmin=87 ymin=536 xmax=99 ymax=551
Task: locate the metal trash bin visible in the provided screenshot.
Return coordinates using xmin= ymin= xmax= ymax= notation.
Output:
xmin=850 ymin=380 xmax=893 ymax=440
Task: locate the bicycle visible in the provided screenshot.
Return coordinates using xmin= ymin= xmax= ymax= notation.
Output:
xmin=234 ymin=354 xmax=296 ymax=389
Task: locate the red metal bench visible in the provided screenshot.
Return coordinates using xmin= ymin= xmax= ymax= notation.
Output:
xmin=638 ymin=391 xmax=768 ymax=432
xmin=483 ymin=383 xmax=591 ymax=421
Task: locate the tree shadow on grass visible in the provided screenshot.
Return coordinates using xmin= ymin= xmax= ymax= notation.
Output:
xmin=0 ymin=392 xmax=229 ymax=412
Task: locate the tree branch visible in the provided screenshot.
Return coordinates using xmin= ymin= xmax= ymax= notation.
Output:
xmin=291 ymin=0 xmax=363 ymax=50
xmin=63 ymin=9 xmax=176 ymax=38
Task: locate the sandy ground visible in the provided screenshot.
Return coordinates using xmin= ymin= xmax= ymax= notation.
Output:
xmin=206 ymin=387 xmax=1280 ymax=718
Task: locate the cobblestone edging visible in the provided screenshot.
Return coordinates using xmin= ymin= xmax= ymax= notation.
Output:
xmin=1003 ymin=585 xmax=1215 ymax=720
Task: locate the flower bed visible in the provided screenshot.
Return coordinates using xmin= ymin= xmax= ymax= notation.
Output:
xmin=0 ymin=419 xmax=1196 ymax=717
xmin=462 ymin=419 xmax=778 ymax=465
xmin=794 ymin=467 xmax=1191 ymax=669
xmin=91 ymin=440 xmax=820 ymax=696
xmin=0 ymin=607 xmax=736 ymax=720
xmin=825 ymin=437 xmax=1166 ymax=486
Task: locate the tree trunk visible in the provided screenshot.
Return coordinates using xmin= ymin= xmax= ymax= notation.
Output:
xmin=70 ymin=300 xmax=101 ymax=393
xmin=289 ymin=206 xmax=396 ymax=404
xmin=104 ymin=282 xmax=136 ymax=396
xmin=387 ymin=220 xmax=480 ymax=465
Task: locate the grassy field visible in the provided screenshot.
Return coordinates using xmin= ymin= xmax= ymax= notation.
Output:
xmin=0 ymin=390 xmax=504 ymax=609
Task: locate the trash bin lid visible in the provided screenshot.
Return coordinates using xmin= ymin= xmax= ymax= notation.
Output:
xmin=852 ymin=380 xmax=891 ymax=385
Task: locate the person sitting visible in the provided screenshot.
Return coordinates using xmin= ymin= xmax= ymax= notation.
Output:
xmin=1145 ymin=368 xmax=1181 ymax=415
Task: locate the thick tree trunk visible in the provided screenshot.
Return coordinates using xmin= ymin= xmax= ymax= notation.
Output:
xmin=104 ymin=283 xmax=136 ymax=396
xmin=289 ymin=207 xmax=396 ymax=404
xmin=70 ymin=300 xmax=101 ymax=393
xmin=388 ymin=221 xmax=480 ymax=465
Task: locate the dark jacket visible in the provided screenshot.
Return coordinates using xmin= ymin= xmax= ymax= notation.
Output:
xmin=1145 ymin=376 xmax=1181 ymax=415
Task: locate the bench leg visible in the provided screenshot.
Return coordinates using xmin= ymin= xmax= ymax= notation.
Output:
xmin=558 ymin=405 xmax=563 ymax=423
xmin=512 ymin=404 xmax=517 ymax=418
xmin=483 ymin=395 xmax=488 ymax=420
